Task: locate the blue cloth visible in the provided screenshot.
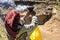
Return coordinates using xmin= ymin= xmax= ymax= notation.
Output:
xmin=0 ymin=0 xmax=16 ymax=8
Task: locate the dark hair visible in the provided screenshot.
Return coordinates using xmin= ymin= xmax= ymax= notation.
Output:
xmin=30 ymin=11 xmax=36 ymax=16
xmin=28 ymin=7 xmax=34 ymax=12
xmin=28 ymin=7 xmax=36 ymax=16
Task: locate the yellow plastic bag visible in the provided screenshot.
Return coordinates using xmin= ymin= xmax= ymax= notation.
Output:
xmin=30 ymin=27 xmax=42 ymax=40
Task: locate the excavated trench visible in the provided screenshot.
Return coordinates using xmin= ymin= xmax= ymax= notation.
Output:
xmin=37 ymin=14 xmax=52 ymax=25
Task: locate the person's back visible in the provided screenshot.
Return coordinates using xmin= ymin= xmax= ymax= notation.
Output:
xmin=5 ymin=10 xmax=20 ymax=40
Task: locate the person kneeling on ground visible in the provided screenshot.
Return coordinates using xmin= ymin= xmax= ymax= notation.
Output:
xmin=17 ymin=6 xmax=38 ymax=40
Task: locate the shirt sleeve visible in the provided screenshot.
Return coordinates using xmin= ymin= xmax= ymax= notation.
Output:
xmin=24 ymin=16 xmax=38 ymax=29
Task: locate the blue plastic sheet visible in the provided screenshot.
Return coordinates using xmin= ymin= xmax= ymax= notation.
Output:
xmin=0 ymin=0 xmax=16 ymax=8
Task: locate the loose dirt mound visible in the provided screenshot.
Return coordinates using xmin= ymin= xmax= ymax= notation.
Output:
xmin=39 ymin=5 xmax=60 ymax=40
